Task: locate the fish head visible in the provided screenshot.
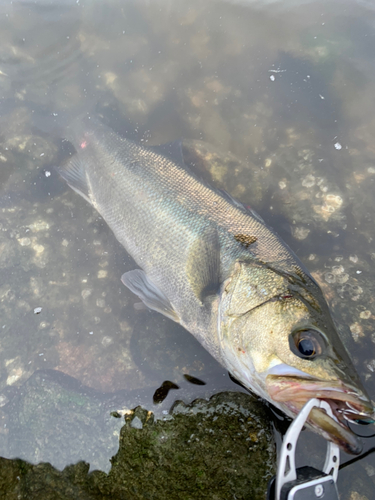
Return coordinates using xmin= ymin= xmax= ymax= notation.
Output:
xmin=218 ymin=260 xmax=374 ymax=454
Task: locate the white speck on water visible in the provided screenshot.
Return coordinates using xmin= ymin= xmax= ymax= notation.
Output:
xmin=38 ymin=353 xmax=44 ymax=356
xmin=89 ymin=331 xmax=94 ymax=335
xmin=356 ymin=270 xmax=362 ymax=274
xmin=40 ymin=153 xmax=45 ymax=157
xmin=269 ymin=75 xmax=275 ymax=82
xmin=334 ymin=142 xmax=342 ymax=150
xmin=319 ymin=94 xmax=325 ymax=99
xmin=45 ymin=171 xmax=51 ymax=177
xmin=34 ymin=307 xmax=42 ymax=314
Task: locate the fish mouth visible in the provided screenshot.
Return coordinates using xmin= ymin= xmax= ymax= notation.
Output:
xmin=266 ymin=374 xmax=375 ymax=455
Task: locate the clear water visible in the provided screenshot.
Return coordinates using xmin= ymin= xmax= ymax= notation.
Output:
xmin=0 ymin=0 xmax=375 ymax=497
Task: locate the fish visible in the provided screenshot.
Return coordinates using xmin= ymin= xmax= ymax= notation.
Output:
xmin=56 ymin=114 xmax=374 ymax=454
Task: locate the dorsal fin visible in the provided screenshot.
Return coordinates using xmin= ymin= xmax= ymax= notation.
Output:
xmin=148 ymin=140 xmax=185 ymax=167
xmin=218 ymin=188 xmax=265 ymax=223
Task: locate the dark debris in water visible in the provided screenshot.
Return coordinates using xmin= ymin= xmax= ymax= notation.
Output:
xmin=152 ymin=380 xmax=179 ymax=404
xmin=183 ymin=373 xmax=206 ymax=385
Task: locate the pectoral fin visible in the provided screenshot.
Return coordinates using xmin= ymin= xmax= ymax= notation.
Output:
xmin=121 ymin=270 xmax=180 ymax=322
xmin=186 ymin=228 xmax=221 ymax=304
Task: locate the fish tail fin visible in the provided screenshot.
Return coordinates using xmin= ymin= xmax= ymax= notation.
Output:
xmin=55 ymin=155 xmax=91 ymax=204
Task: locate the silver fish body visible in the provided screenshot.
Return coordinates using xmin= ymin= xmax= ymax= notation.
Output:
xmin=57 ymin=115 xmax=374 ymax=454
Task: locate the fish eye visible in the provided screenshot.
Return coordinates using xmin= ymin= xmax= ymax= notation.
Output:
xmin=289 ymin=329 xmax=325 ymax=360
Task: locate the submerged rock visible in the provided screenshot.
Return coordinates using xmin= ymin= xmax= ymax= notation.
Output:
xmin=0 ymin=374 xmax=275 ymax=500
xmin=105 ymin=392 xmax=275 ymax=499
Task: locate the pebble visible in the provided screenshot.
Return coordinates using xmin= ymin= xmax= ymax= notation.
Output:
xmin=350 ymin=322 xmax=364 ymax=342
xmin=264 ymin=158 xmax=272 ymax=168
xmin=301 ymin=174 xmax=316 ymax=188
xmin=130 ymin=416 xmax=143 ymax=429
xmin=17 ymin=237 xmax=31 ymax=246
xmin=81 ymin=289 xmax=92 ymax=299
xmin=29 ymin=220 xmax=50 ymax=232
xmin=360 ymin=310 xmax=371 ymax=320
xmin=332 ymin=265 xmax=344 ymax=275
xmin=324 ymin=272 xmax=335 ymax=284
xmin=101 ymin=336 xmax=113 ymax=347
xmin=292 ymin=226 xmax=310 ymax=240
xmin=336 ymin=273 xmax=349 ymax=284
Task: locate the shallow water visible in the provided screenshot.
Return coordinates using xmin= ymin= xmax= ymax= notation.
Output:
xmin=0 ymin=0 xmax=375 ymax=497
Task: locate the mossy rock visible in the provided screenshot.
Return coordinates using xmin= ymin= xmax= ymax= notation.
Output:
xmin=0 ymin=391 xmax=275 ymax=499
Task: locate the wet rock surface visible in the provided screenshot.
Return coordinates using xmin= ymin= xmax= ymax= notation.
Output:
xmin=0 ymin=379 xmax=275 ymax=500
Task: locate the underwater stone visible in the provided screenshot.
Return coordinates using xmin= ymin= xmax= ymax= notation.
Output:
xmin=0 ymin=384 xmax=275 ymax=499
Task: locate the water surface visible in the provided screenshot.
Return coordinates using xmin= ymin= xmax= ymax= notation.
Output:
xmin=0 ymin=0 xmax=375 ymax=497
